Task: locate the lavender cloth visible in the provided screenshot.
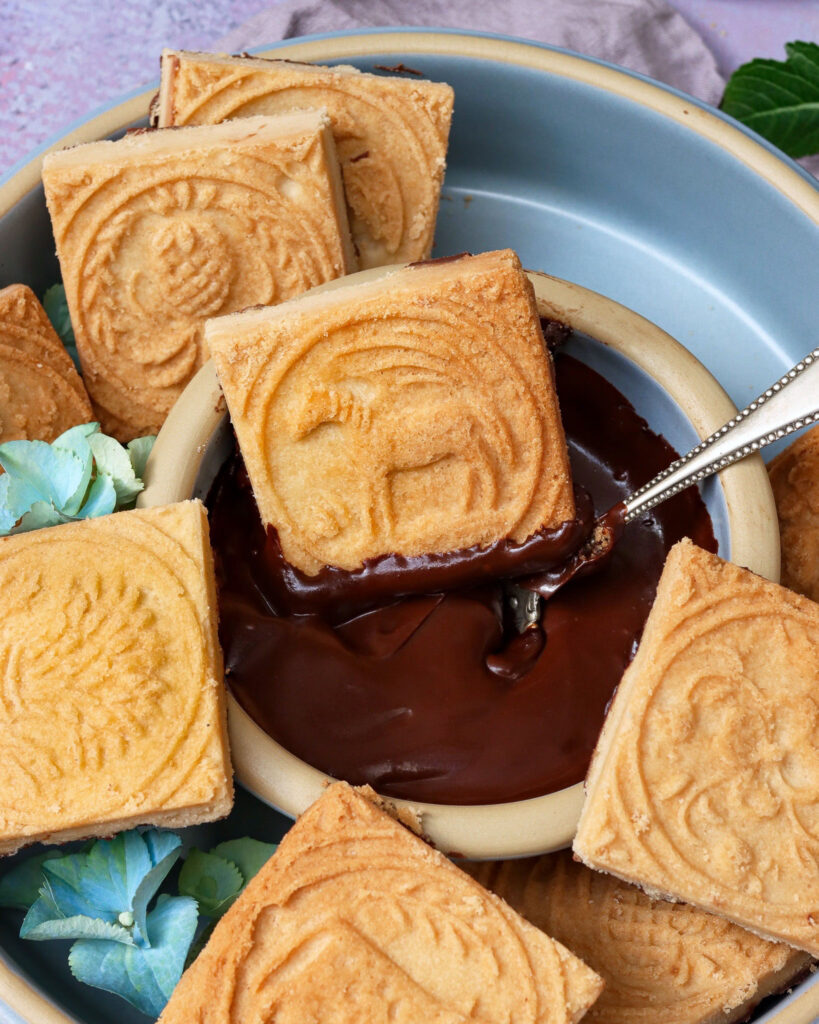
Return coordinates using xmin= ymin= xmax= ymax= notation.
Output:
xmin=219 ymin=0 xmax=819 ymax=177
xmin=218 ymin=0 xmax=726 ymax=106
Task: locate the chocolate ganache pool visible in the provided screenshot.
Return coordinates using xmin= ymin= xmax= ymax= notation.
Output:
xmin=209 ymin=339 xmax=716 ymax=806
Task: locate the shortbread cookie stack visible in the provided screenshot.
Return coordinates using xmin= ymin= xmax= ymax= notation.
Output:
xmin=156 ymin=50 xmax=454 ymax=269
xmin=0 ymin=284 xmax=92 ymax=444
xmin=36 ymin=51 xmax=454 ymax=442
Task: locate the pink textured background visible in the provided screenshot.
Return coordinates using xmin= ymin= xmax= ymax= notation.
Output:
xmin=1 ymin=0 xmax=818 ymax=178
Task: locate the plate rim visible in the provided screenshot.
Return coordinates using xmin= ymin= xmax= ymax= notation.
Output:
xmin=2 ymin=28 xmax=818 ymax=222
xmin=0 ymin=27 xmax=814 ymax=1024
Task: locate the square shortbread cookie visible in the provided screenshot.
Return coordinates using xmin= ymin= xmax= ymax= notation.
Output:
xmin=42 ymin=113 xmax=355 ymax=441
xmin=156 ymin=49 xmax=454 ymax=269
xmin=0 ymin=284 xmax=92 ymax=444
xmin=158 ymin=783 xmax=603 ymax=1024
xmin=468 ymin=850 xmax=811 ymax=1024
xmin=574 ymin=538 xmax=819 ymax=956
xmin=0 ymin=500 xmax=232 ymax=855
xmin=205 ymin=249 xmax=575 ymax=574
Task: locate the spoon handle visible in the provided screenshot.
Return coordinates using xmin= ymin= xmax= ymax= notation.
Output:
xmin=624 ymin=346 xmax=819 ymax=523
xmin=508 ymin=347 xmax=819 ymax=632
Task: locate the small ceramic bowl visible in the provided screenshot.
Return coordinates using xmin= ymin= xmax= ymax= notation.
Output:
xmin=138 ymin=267 xmax=778 ymax=860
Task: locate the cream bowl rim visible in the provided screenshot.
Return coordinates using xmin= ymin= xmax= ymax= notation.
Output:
xmin=138 ymin=266 xmax=778 ymax=860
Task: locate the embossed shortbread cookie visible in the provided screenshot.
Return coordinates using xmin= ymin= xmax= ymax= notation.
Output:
xmin=769 ymin=425 xmax=819 ymax=603
xmin=0 ymin=285 xmax=87 ymax=397
xmin=206 ymin=250 xmax=576 ymax=574
xmin=574 ymin=538 xmax=819 ymax=955
xmin=0 ymin=500 xmax=232 ymax=855
xmin=158 ymin=783 xmax=603 ymax=1024
xmin=42 ymin=113 xmax=355 ymax=441
xmin=468 ymin=851 xmax=810 ymax=1024
xmin=0 ymin=284 xmax=92 ymax=444
xmin=156 ymin=49 xmax=454 ymax=268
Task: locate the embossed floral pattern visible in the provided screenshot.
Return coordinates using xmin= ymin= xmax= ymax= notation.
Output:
xmin=159 ymin=53 xmax=454 ymax=268
xmin=0 ymin=503 xmax=230 ymax=854
xmin=151 ymin=217 xmax=234 ymax=319
xmin=574 ymin=540 xmax=819 ymax=955
xmin=639 ymin=609 xmax=819 ymax=900
xmin=468 ymin=851 xmax=808 ymax=1024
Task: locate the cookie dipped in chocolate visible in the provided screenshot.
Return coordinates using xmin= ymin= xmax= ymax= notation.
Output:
xmin=209 ymin=349 xmax=716 ymax=806
xmin=259 ymin=498 xmax=593 ymax=622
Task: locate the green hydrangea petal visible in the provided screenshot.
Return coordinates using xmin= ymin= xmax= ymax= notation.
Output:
xmin=126 ymin=436 xmax=156 ymax=481
xmin=88 ymin=433 xmax=144 ymax=506
xmin=77 ymin=474 xmax=117 ymax=518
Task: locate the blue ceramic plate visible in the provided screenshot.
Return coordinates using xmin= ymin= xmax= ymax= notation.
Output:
xmin=0 ymin=29 xmax=818 ymax=1024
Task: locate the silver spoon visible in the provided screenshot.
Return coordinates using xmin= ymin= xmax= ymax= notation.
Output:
xmin=510 ymin=345 xmax=819 ymax=631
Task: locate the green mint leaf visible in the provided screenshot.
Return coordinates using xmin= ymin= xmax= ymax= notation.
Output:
xmin=0 ymin=851 xmax=61 ymax=911
xmin=68 ymin=894 xmax=199 ymax=1017
xmin=126 ymin=436 xmax=156 ymax=481
xmin=42 ymin=283 xmax=81 ymax=372
xmin=210 ymin=838 xmax=277 ymax=886
xmin=88 ymin=432 xmax=145 ymax=506
xmin=178 ymin=850 xmax=243 ymax=919
xmin=721 ymin=41 xmax=819 ymax=158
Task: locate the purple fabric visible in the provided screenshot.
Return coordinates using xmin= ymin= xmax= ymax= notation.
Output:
xmin=2 ymin=1 xmax=816 ymax=177
xmin=217 ymin=0 xmax=819 ymax=177
xmin=217 ymin=0 xmax=726 ymax=105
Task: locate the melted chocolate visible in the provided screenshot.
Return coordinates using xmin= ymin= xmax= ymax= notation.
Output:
xmin=408 ymin=252 xmax=471 ymax=268
xmin=520 ymin=501 xmax=627 ymax=600
xmin=374 ymin=63 xmax=424 ymax=76
xmin=261 ymin=497 xmax=592 ymax=621
xmin=209 ymin=349 xmax=716 ymax=805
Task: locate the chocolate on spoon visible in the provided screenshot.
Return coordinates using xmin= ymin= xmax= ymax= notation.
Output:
xmin=510 ymin=344 xmax=819 ymax=633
